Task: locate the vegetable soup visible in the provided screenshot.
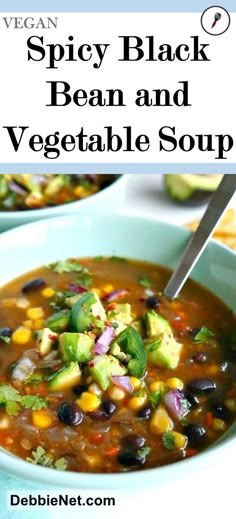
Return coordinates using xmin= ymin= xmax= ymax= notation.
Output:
xmin=0 ymin=257 xmax=236 ymax=473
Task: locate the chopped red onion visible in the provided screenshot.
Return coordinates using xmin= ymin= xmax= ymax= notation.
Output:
xmin=68 ymin=284 xmax=88 ymax=294
xmin=102 ymin=289 xmax=129 ymax=302
xmin=94 ymin=326 xmax=115 ymax=354
xmin=8 ymin=181 xmax=27 ymax=196
xmin=111 ymin=375 xmax=132 ymax=393
xmin=163 ymin=389 xmax=190 ymax=420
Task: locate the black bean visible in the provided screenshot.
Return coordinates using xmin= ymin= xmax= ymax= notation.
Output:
xmin=118 ymin=450 xmax=146 ymax=467
xmin=58 ymin=402 xmax=83 ymax=426
xmin=0 ymin=327 xmax=12 ymax=338
xmin=73 ymin=384 xmax=88 ymax=397
xmin=137 ymin=406 xmax=152 ymax=420
xmin=211 ymin=403 xmax=228 ymax=420
xmin=88 ymin=410 xmax=109 ymax=421
xmin=22 ymin=278 xmax=46 ymax=293
xmin=122 ymin=435 xmax=146 ymax=450
xmin=187 ymin=378 xmax=216 ymax=394
xmin=146 ymin=296 xmax=161 ymax=310
xmin=192 ymin=352 xmax=208 ymax=363
xmin=101 ymin=400 xmax=117 ymax=416
xmin=188 ymin=327 xmax=201 ymax=337
xmin=184 ymin=424 xmax=206 ymax=446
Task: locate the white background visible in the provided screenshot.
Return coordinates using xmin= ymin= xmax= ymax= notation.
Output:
xmin=0 ymin=12 xmax=235 ymax=162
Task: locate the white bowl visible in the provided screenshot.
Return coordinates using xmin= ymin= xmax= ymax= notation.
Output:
xmin=0 ymin=213 xmax=236 ymax=489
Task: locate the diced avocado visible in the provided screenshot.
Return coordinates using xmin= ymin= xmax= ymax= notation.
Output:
xmin=110 ymin=319 xmax=127 ymax=335
xmin=0 ymin=176 xmax=8 ymax=199
xmin=146 ymin=331 xmax=182 ymax=370
xmin=109 ymin=341 xmax=128 ymax=362
xmin=144 ymin=311 xmax=170 ymax=338
xmin=48 ymin=362 xmax=81 ymax=391
xmin=131 ymin=320 xmax=144 ymax=335
xmin=89 ymin=354 xmax=127 ymax=391
xmin=45 ymin=309 xmax=70 ymax=333
xmin=108 ymin=303 xmax=132 ymax=325
xmin=44 ymin=175 xmax=64 ymax=197
xmin=36 ymin=327 xmax=58 ymax=356
xmin=59 ymin=332 xmax=94 ymax=363
xmin=90 ymin=293 xmax=106 ymax=321
xmin=164 ymin=174 xmax=222 ymax=203
xmin=70 ymin=292 xmax=96 ymax=332
xmin=65 ymin=294 xmax=82 ymax=308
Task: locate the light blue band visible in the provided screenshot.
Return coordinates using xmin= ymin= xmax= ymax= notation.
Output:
xmin=0 ymin=164 xmax=235 ymax=174
xmin=1 ymin=1 xmax=235 ymax=12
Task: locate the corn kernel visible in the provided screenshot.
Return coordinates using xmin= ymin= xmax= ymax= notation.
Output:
xmin=103 ymin=284 xmax=114 ymax=293
xmin=76 ymin=392 xmax=100 ymax=412
xmin=33 ymin=319 xmax=45 ymax=330
xmin=73 ymin=186 xmax=89 ymax=198
xmin=130 ymin=377 xmax=141 ymax=392
xmin=88 ymin=383 xmax=102 ymax=397
xmin=26 ymin=307 xmax=44 ymax=321
xmin=128 ymin=393 xmax=148 ymax=410
xmin=12 ymin=326 xmax=32 ymax=345
xmin=5 ymin=438 xmax=13 ymax=445
xmin=149 ymin=381 xmax=166 ymax=393
xmin=108 ymin=386 xmax=126 ymax=401
xmin=150 ymin=405 xmax=173 ymax=434
xmin=22 ymin=320 xmax=33 ymax=330
xmin=32 ymin=410 xmax=53 ymax=429
xmin=224 ymin=398 xmax=236 ymax=412
xmin=165 ymin=378 xmax=184 ymax=390
xmin=172 ymin=431 xmax=187 ymax=449
xmin=212 ymin=418 xmax=226 ymax=431
xmin=41 ymin=287 xmax=55 ymax=298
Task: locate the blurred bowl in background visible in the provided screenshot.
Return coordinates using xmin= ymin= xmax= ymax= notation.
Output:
xmin=0 ymin=174 xmax=127 ymax=232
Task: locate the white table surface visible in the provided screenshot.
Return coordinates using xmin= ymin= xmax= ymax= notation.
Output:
xmin=1 ymin=173 xmax=236 ymax=519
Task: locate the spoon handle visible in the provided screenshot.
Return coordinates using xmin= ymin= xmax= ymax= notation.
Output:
xmin=164 ymin=174 xmax=236 ymax=300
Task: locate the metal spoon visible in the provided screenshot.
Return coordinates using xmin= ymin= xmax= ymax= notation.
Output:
xmin=164 ymin=174 xmax=236 ymax=300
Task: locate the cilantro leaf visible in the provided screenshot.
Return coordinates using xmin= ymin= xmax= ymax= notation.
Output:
xmin=149 ymin=391 xmax=162 ymax=408
xmin=162 ymin=431 xmax=176 ymax=450
xmin=25 ymin=374 xmax=44 ymax=387
xmin=47 ymin=259 xmax=84 ymax=274
xmin=137 ymin=446 xmax=151 ymax=458
xmin=22 ymin=395 xmax=48 ymax=411
xmin=193 ymin=326 xmax=214 ymax=344
xmin=0 ymin=335 xmax=10 ymax=344
xmin=94 ymin=256 xmax=103 ymax=262
xmin=26 ymin=446 xmax=53 ymax=467
xmin=109 ymin=256 xmax=127 ymax=263
xmin=139 ymin=274 xmax=152 ymax=288
xmin=26 ymin=446 xmax=68 ymax=471
xmin=6 ymin=401 xmax=21 ymax=416
xmin=76 ymin=270 xmax=92 ymax=288
xmin=54 ymin=457 xmax=68 ymax=471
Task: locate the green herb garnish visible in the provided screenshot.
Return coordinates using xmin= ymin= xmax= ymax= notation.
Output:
xmin=0 ymin=384 xmax=22 ymax=416
xmin=194 ymin=326 xmax=214 ymax=344
xmin=26 ymin=446 xmax=68 ymax=471
xmin=137 ymin=446 xmax=151 ymax=458
xmin=139 ymin=274 xmax=152 ymax=288
xmin=109 ymin=256 xmax=127 ymax=263
xmin=0 ymin=336 xmax=10 ymax=344
xmin=149 ymin=391 xmax=162 ymax=408
xmin=22 ymin=395 xmax=48 ymax=411
xmin=94 ymin=256 xmax=103 ymax=262
xmin=25 ymin=374 xmax=45 ymax=387
xmin=162 ymin=431 xmax=176 ymax=450
xmin=48 ymin=259 xmax=84 ymax=274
